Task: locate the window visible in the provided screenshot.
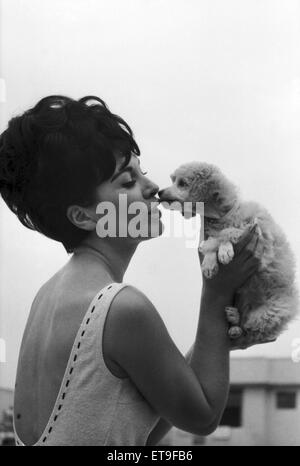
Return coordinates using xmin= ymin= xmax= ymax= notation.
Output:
xmin=219 ymin=388 xmax=243 ymax=427
xmin=276 ymin=391 xmax=297 ymax=409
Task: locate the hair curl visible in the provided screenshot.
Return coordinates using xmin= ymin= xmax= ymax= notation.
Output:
xmin=0 ymin=95 xmax=140 ymax=252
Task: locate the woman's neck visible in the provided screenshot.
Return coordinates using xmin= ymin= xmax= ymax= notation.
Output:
xmin=73 ymin=236 xmax=138 ymax=283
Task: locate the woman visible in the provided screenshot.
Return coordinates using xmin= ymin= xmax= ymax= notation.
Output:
xmin=0 ymin=95 xmax=262 ymax=446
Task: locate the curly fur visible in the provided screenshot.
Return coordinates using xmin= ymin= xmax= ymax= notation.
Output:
xmin=159 ymin=161 xmax=299 ymax=345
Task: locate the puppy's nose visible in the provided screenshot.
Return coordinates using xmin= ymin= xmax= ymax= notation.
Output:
xmin=158 ymin=189 xmax=165 ymax=198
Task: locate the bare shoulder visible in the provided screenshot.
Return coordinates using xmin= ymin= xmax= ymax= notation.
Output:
xmin=104 ymin=284 xmax=167 ymax=363
xmin=114 ymin=285 xmax=155 ymax=309
xmin=109 ymin=284 xmax=164 ymax=330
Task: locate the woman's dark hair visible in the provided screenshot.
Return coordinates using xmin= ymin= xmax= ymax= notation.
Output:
xmin=0 ymin=95 xmax=140 ymax=252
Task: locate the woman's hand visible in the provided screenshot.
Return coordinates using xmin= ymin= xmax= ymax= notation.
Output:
xmin=229 ymin=334 xmax=276 ymax=350
xmin=198 ymin=223 xmax=275 ymax=350
xmin=200 ymin=224 xmax=261 ymax=302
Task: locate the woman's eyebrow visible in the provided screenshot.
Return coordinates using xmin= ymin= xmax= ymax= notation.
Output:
xmin=110 ymin=155 xmax=140 ymax=182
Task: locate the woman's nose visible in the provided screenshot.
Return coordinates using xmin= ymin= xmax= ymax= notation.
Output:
xmin=144 ymin=179 xmax=160 ymax=199
xmin=158 ymin=189 xmax=165 ymax=197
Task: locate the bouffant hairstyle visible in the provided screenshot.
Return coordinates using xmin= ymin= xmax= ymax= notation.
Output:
xmin=0 ymin=95 xmax=140 ymax=252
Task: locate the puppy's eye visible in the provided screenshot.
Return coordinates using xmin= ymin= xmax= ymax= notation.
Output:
xmin=178 ymin=179 xmax=188 ymax=188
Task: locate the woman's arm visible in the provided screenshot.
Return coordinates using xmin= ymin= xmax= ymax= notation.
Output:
xmin=188 ymin=224 xmax=260 ymax=426
xmin=146 ymin=343 xmax=196 ymax=446
xmin=108 ymin=226 xmax=259 ymax=441
xmin=147 ymin=306 xmax=265 ymax=447
xmin=188 ymin=287 xmax=232 ymax=428
xmin=148 ymin=288 xmax=234 ymax=448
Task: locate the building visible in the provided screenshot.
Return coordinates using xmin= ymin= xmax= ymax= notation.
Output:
xmin=160 ymin=358 xmax=300 ymax=446
xmin=0 ymin=387 xmax=13 ymax=419
xmin=2 ymin=358 xmax=300 ymax=446
xmin=0 ymin=387 xmax=14 ymax=445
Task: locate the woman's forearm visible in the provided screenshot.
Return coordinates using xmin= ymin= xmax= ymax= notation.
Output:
xmin=188 ymin=286 xmax=233 ymax=425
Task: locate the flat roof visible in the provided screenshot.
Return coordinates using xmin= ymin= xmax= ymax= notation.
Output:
xmin=0 ymin=387 xmax=13 ymax=394
xmin=230 ymin=358 xmax=300 ymax=386
xmin=1 ymin=359 xmax=300 ymax=392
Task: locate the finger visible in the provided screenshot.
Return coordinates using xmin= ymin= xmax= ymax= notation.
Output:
xmin=242 ymin=261 xmax=260 ymax=283
xmin=258 ymin=338 xmax=277 ymax=344
xmin=234 ymin=224 xmax=257 ymax=255
xmin=244 ymin=253 xmax=260 ymax=268
xmin=225 ymin=306 xmax=240 ymax=325
xmin=230 ymin=335 xmax=277 ymax=350
xmin=254 ymin=238 xmax=264 ymax=257
xmin=246 ymin=232 xmax=260 ymax=253
xmin=198 ymin=250 xmax=204 ymax=264
xmin=234 ymin=289 xmax=243 ymax=308
xmin=242 ymin=235 xmax=264 ymax=264
xmin=240 ymin=245 xmax=258 ymax=262
xmin=198 ymin=233 xmax=205 ymax=263
xmin=230 ymin=336 xmax=249 ymax=350
xmin=240 ymin=233 xmax=259 ymax=260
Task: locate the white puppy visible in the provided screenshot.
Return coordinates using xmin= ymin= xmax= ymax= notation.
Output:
xmin=159 ymin=161 xmax=299 ymax=345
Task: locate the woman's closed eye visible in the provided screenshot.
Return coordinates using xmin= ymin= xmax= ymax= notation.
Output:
xmin=121 ymin=167 xmax=148 ymax=188
xmin=122 ymin=180 xmax=137 ymax=188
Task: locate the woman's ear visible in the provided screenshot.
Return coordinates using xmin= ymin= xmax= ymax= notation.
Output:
xmin=66 ymin=205 xmax=97 ymax=231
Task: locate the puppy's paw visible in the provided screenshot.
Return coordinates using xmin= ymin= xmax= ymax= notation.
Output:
xmin=198 ymin=240 xmax=206 ymax=255
xmin=218 ymin=242 xmax=234 ymax=264
xmin=226 ymin=228 xmax=243 ymax=244
xmin=228 ymin=326 xmax=243 ymax=339
xmin=225 ymin=306 xmax=240 ymax=325
xmin=255 ymin=223 xmax=263 ymax=238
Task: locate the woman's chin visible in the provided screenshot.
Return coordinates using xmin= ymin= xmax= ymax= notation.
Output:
xmin=140 ymin=218 xmax=164 ymax=241
xmin=148 ymin=219 xmax=164 ymax=239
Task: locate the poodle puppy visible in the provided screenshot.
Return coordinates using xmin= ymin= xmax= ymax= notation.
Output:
xmin=158 ymin=161 xmax=299 ymax=345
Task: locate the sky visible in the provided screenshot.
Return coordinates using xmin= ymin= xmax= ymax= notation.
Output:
xmin=1 ymin=0 xmax=300 ymax=389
